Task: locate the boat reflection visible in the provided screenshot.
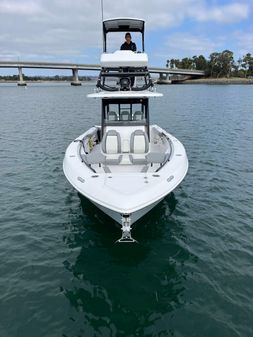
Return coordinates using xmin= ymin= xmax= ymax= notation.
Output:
xmin=61 ymin=191 xmax=197 ymax=337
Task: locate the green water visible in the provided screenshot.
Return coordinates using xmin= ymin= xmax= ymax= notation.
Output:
xmin=0 ymin=83 xmax=252 ymax=337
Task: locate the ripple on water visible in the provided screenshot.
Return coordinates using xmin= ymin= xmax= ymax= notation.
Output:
xmin=0 ymin=84 xmax=253 ymax=337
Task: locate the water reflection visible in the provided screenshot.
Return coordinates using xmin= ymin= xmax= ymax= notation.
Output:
xmin=61 ymin=191 xmax=196 ymax=337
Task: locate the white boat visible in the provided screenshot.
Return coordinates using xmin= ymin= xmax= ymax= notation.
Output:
xmin=63 ymin=18 xmax=188 ymax=242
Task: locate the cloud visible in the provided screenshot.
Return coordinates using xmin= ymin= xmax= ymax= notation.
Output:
xmin=165 ymin=33 xmax=222 ymax=56
xmin=0 ymin=0 xmax=43 ymax=15
xmin=191 ymin=3 xmax=250 ymax=24
xmin=234 ymin=31 xmax=253 ymax=56
xmin=103 ymin=0 xmax=194 ymax=29
xmin=0 ymin=0 xmax=251 ymax=66
xmin=104 ymin=0 xmax=250 ymax=27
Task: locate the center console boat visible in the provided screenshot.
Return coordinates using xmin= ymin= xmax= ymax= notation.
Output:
xmin=63 ymin=18 xmax=188 ymax=242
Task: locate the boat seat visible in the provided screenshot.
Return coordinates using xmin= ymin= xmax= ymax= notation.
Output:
xmin=129 ymin=130 xmax=149 ymax=165
xmin=130 ymin=130 xmax=149 ymax=153
xmin=102 ymin=130 xmax=121 ymax=153
xmin=108 ymin=111 xmax=118 ymax=121
xmin=120 ymin=110 xmax=131 ymax=121
xmin=101 ymin=130 xmax=122 ymax=165
xmin=133 ymin=111 xmax=144 ymax=120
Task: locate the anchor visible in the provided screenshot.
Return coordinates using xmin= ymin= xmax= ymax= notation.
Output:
xmin=116 ymin=215 xmax=137 ymax=243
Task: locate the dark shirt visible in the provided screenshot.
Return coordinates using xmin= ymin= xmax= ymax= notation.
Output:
xmin=120 ymin=41 xmax=137 ymax=52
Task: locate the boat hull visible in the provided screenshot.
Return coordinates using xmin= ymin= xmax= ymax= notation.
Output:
xmin=63 ymin=124 xmax=188 ymax=227
xmin=91 ymin=197 xmax=163 ymax=225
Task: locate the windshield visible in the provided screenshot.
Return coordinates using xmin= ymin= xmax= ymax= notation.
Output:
xmin=102 ymin=98 xmax=149 ymax=125
xmin=105 ymin=32 xmax=142 ymax=53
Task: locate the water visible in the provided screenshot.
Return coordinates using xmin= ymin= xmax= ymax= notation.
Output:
xmin=0 ymin=83 xmax=253 ymax=337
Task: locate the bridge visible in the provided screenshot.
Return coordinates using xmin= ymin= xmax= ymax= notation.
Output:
xmin=0 ymin=61 xmax=205 ymax=86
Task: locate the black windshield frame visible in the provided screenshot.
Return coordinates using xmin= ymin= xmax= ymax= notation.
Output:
xmin=101 ymin=98 xmax=150 ymax=137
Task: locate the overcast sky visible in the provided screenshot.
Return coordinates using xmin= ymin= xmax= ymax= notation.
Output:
xmin=0 ymin=0 xmax=252 ymax=75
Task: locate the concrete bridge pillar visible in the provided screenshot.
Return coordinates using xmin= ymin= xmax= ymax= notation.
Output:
xmin=159 ymin=73 xmax=170 ymax=80
xmin=17 ymin=67 xmax=27 ymax=86
xmin=157 ymin=72 xmax=171 ymax=84
xmin=71 ymin=68 xmax=81 ymax=86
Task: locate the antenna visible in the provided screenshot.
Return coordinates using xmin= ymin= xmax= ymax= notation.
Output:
xmin=100 ymin=0 xmax=104 ymax=52
xmin=101 ymin=0 xmax=104 ymax=22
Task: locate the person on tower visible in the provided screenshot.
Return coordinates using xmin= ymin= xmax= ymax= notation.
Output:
xmin=120 ymin=32 xmax=137 ymax=52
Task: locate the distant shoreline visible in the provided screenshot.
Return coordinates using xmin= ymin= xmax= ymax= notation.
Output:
xmin=0 ymin=79 xmax=96 ymax=84
xmin=183 ymin=77 xmax=253 ymax=85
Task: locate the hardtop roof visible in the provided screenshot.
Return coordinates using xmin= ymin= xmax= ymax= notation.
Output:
xmin=103 ymin=18 xmax=145 ymax=33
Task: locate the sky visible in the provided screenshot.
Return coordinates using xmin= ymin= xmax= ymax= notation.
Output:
xmin=0 ymin=0 xmax=252 ymax=75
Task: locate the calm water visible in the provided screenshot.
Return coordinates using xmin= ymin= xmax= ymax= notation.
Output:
xmin=0 ymin=83 xmax=253 ymax=337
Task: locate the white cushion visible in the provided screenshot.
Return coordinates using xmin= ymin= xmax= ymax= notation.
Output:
xmin=133 ymin=135 xmax=146 ymax=153
xmin=106 ymin=136 xmax=118 ymax=154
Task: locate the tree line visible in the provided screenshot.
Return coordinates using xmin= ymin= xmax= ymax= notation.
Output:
xmin=166 ymin=51 xmax=253 ymax=78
